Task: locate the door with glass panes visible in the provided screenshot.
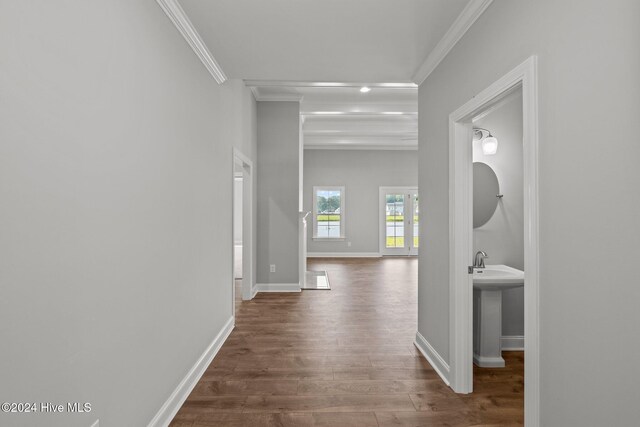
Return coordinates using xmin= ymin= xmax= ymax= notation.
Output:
xmin=379 ymin=187 xmax=419 ymax=256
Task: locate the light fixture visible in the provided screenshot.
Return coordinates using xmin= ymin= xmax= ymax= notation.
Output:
xmin=482 ymin=136 xmax=498 ymax=155
xmin=360 ymin=86 xmax=371 ymax=93
xmin=473 ymin=128 xmax=499 ymax=155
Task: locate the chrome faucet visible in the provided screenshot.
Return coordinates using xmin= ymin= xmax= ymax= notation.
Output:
xmin=473 ymin=251 xmax=488 ymax=269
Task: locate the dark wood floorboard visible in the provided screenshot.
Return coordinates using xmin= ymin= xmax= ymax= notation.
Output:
xmin=170 ymin=258 xmax=523 ymax=426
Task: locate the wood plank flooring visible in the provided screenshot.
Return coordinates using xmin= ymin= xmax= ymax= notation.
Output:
xmin=170 ymin=258 xmax=523 ymax=426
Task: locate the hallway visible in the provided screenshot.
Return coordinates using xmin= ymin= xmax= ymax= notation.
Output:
xmin=170 ymin=258 xmax=523 ymax=426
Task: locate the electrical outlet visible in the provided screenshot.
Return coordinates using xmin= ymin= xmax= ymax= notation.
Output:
xmin=347 ymin=241 xmax=352 ymax=247
xmin=270 ymin=264 xmax=276 ymax=273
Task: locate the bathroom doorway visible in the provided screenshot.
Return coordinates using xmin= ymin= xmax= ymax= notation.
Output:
xmin=447 ymin=57 xmax=540 ymax=425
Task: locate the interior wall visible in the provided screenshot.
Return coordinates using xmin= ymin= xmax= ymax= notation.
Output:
xmin=418 ymin=0 xmax=640 ymax=424
xmin=473 ymin=93 xmax=524 ymax=337
xmin=0 ymin=2 xmax=256 ymax=426
xmin=303 ymin=149 xmax=418 ymax=254
xmin=256 ymin=101 xmax=301 ymax=284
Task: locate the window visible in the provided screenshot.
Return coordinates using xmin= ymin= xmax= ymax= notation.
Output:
xmin=313 ymin=186 xmax=345 ymax=239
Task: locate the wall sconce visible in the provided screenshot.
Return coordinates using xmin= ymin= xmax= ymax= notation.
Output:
xmin=473 ymin=128 xmax=498 ymax=155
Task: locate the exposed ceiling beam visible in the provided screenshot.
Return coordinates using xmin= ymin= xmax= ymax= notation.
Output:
xmin=304 ymin=145 xmax=418 ymax=151
xmin=412 ymin=0 xmax=493 ymax=85
xmin=245 ymin=81 xmax=417 ymax=89
xmin=302 ymin=112 xmax=417 ymax=117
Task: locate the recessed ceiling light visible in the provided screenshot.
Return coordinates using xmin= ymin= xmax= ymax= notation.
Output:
xmin=360 ymin=87 xmax=371 ymax=93
xmin=383 ymin=112 xmax=404 ymax=115
xmin=312 ymin=111 xmax=344 ymax=115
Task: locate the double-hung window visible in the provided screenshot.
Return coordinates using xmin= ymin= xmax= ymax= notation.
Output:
xmin=313 ymin=186 xmax=345 ymax=239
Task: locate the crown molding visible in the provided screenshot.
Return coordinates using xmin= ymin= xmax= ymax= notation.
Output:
xmin=412 ymin=0 xmax=493 ymax=85
xmin=250 ymin=86 xmax=303 ymax=102
xmin=255 ymin=94 xmax=304 ymax=102
xmin=156 ymin=0 xmax=227 ymax=84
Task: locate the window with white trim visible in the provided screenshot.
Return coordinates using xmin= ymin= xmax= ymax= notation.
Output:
xmin=313 ymin=186 xmax=345 ymax=239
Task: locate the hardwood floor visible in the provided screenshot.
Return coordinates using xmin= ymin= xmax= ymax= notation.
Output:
xmin=170 ymin=258 xmax=523 ymax=426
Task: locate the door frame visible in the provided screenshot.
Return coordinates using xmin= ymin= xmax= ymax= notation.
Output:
xmin=232 ymin=148 xmax=254 ymax=303
xmin=448 ymin=56 xmax=540 ymax=426
xmin=379 ymin=186 xmax=419 ymax=256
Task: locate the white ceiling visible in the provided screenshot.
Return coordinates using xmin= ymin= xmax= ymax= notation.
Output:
xmin=179 ymin=0 xmax=469 ymax=82
xmin=243 ymin=84 xmax=418 ymax=149
xmin=176 ymin=0 xmax=474 ymax=149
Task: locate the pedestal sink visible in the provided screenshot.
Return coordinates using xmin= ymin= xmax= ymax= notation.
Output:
xmin=473 ymin=264 xmax=524 ymax=368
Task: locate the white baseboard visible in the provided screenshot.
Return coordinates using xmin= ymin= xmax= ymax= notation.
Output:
xmin=307 ymin=252 xmax=381 ymax=258
xmin=501 ymin=335 xmax=525 ymax=351
xmin=255 ymin=283 xmax=301 ymax=292
xmin=414 ymin=331 xmax=450 ymax=385
xmin=148 ymin=316 xmax=234 ymax=427
xmin=250 ymin=285 xmax=258 ymax=299
xmin=473 ymin=353 xmax=506 ymax=368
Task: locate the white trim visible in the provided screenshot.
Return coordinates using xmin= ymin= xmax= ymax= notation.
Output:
xmin=155 ymin=0 xmax=227 ymax=84
xmin=304 ymin=145 xmax=418 ymax=151
xmin=244 ymin=80 xmax=417 ymax=89
xmin=255 ymin=283 xmax=302 ymax=293
xmin=307 ymin=252 xmax=381 ymax=258
xmin=414 ymin=332 xmax=450 ymax=386
xmin=448 ymin=56 xmax=539 ymax=426
xmin=250 ymin=86 xmax=260 ymax=101
xmin=501 ymin=335 xmax=525 ymax=351
xmin=303 ymin=112 xmax=417 ymax=117
xmin=255 ymin=94 xmax=304 ymax=102
xmin=250 ymin=285 xmax=258 ymax=299
xmin=471 ymin=89 xmax=522 ymax=124
xmin=147 ymin=316 xmax=234 ymax=427
xmin=412 ymin=0 xmax=494 ymax=85
xmin=473 ymin=354 xmax=505 ymax=368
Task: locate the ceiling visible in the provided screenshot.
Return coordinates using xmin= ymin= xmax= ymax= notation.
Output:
xmin=177 ymin=0 xmax=474 ymax=150
xmin=247 ymin=85 xmax=418 ymax=150
xmin=179 ymin=0 xmax=469 ymax=82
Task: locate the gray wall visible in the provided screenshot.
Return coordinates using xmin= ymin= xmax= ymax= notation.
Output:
xmin=0 ymin=2 xmax=256 ymax=426
xmin=473 ymin=93 xmax=524 ymax=337
xmin=256 ymin=102 xmax=300 ymax=284
xmin=418 ymin=0 xmax=640 ymax=424
xmin=304 ymin=149 xmax=418 ymax=254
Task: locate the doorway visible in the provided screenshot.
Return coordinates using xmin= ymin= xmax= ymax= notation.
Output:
xmin=379 ymin=187 xmax=419 ymax=256
xmin=232 ymin=148 xmax=254 ymax=304
xmin=448 ymin=56 xmax=539 ymax=425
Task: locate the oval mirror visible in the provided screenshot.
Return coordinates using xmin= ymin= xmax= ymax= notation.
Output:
xmin=473 ymin=162 xmax=500 ymax=228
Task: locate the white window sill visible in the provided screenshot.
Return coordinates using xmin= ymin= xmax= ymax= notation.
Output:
xmin=312 ymin=237 xmax=346 ymax=241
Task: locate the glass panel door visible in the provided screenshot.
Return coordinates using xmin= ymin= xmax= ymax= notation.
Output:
xmin=380 ymin=187 xmax=419 ymax=256
xmin=386 ymin=193 xmax=405 ymax=249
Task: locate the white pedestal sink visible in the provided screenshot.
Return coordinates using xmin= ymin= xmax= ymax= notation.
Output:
xmin=473 ymin=264 xmax=524 ymax=368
